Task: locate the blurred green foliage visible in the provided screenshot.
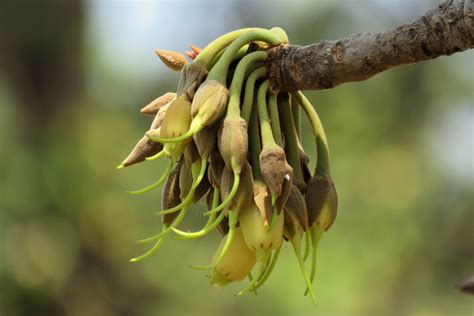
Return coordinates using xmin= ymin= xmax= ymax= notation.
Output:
xmin=0 ymin=1 xmax=472 ymax=315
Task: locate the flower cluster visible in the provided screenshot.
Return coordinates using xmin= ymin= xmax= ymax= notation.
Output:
xmin=117 ymin=27 xmax=338 ymax=303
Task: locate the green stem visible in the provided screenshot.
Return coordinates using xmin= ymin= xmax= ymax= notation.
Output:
xmin=290 ymin=95 xmax=301 ymax=139
xmin=208 ymin=30 xmax=281 ymax=84
xmin=195 ymin=28 xmax=258 ymax=68
xmin=248 ymin=101 xmax=263 ymax=181
xmin=251 ymin=246 xmax=282 ymax=291
xmin=268 ymin=94 xmax=283 ymax=147
xmin=293 ymin=91 xmax=331 ymax=176
xmin=209 ymin=44 xmax=250 ymax=69
xmin=257 ymin=80 xmax=278 ymax=149
xmin=242 ymin=66 xmax=267 ymax=123
xmin=126 ymin=159 xmax=173 ymax=195
xmin=291 ymin=236 xmax=317 ymax=304
xmin=227 ymin=51 xmax=268 ymax=117
xmin=279 ymin=94 xmax=304 ymax=183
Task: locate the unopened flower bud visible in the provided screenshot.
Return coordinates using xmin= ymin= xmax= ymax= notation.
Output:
xmin=179 ymin=162 xmax=193 ymax=199
xmin=305 ymin=175 xmax=338 ymax=230
xmin=177 ymin=63 xmax=208 ymax=97
xmin=218 ymin=116 xmax=248 ymax=174
xmin=161 ymin=161 xmax=182 ymax=225
xmin=208 ymin=148 xmax=225 ymax=188
xmin=118 ymin=135 xmax=163 ymax=169
xmin=140 ymin=92 xmax=176 ymax=116
xmin=285 ymin=184 xmax=309 ymax=230
xmin=220 ymin=162 xmax=253 ymax=211
xmin=193 ymin=123 xmax=218 ymax=159
xmin=184 ymin=140 xmax=201 ymax=165
xmin=155 ymin=49 xmax=188 ymax=71
xmin=191 ymin=80 xmax=229 ymax=128
xmin=210 ymin=227 xmax=256 ymax=287
xmin=193 ymin=167 xmax=211 ymax=203
xmin=259 ymin=147 xmax=293 ymax=198
xmin=283 ymin=205 xmax=305 ymax=241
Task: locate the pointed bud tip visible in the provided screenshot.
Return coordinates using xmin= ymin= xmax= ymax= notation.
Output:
xmin=116 ymin=164 xmax=125 ymax=170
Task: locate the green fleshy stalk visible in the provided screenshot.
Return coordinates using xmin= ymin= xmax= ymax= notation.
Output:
xmin=293 ymin=91 xmax=331 ymax=176
xmin=241 ymin=66 xmax=267 ymax=124
xmin=209 ymin=44 xmax=250 ymax=69
xmin=250 ymin=246 xmax=282 ymax=292
xmin=171 ymin=189 xmax=226 ymax=239
xmin=236 ymin=250 xmax=271 ymax=296
xmin=267 ymin=94 xmax=283 ymax=147
xmin=226 ymin=51 xmax=268 ymax=117
xmin=145 ymin=150 xmax=165 ymax=161
xmin=194 ymin=28 xmax=260 ymax=69
xmin=207 ymin=30 xmax=281 ymax=84
xmin=290 ymin=235 xmax=317 ymax=304
xmin=214 ymin=209 xmax=239 ymax=265
xmin=280 ymin=94 xmax=304 ymax=184
xmin=304 ymin=226 xmax=324 ymax=296
xmin=303 ymin=230 xmax=311 ymax=262
xmin=257 ymin=80 xmax=277 ymax=149
xmin=126 ymin=159 xmax=173 ymax=195
xmin=131 ymin=205 xmax=188 ymax=260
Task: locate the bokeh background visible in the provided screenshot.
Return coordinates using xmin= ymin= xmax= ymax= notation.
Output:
xmin=0 ymin=0 xmax=473 ymax=315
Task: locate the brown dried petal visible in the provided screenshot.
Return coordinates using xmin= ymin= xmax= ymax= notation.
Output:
xmin=275 ymin=163 xmax=293 ymax=213
xmin=140 ymin=92 xmax=176 ymax=116
xmin=259 ymin=147 xmax=291 ymax=197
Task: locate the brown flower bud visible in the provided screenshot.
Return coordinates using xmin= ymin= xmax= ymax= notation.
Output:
xmin=208 ymin=148 xmax=225 ymax=188
xmin=193 ymin=166 xmax=210 ymax=203
xmin=149 ymin=102 xmax=171 ymax=130
xmin=218 ymin=116 xmax=248 ymax=174
xmin=176 ymin=62 xmax=208 ymax=98
xmin=283 ymin=205 xmax=305 ymax=241
xmin=155 ymin=49 xmax=188 ymax=71
xmin=259 ymin=147 xmax=293 ymax=197
xmin=140 ymin=92 xmax=176 ymax=116
xmin=179 ymin=162 xmax=193 ymax=199
xmin=305 ymin=174 xmax=338 ymax=230
xmin=183 ymin=140 xmax=201 ymax=165
xmin=285 ymin=184 xmax=309 ymax=231
xmin=161 ymin=161 xmax=182 ymax=225
xmin=118 ymin=135 xmax=163 ymax=168
xmin=191 ymin=80 xmax=229 ymax=128
xmin=193 ymin=123 xmax=218 ymax=159
xmin=220 ymin=162 xmax=253 ymax=212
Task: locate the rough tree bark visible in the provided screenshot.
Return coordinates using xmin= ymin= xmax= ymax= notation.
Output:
xmin=268 ymin=0 xmax=473 ymax=92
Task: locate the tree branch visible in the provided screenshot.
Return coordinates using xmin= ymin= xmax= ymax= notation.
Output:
xmin=268 ymin=0 xmax=473 ymax=92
